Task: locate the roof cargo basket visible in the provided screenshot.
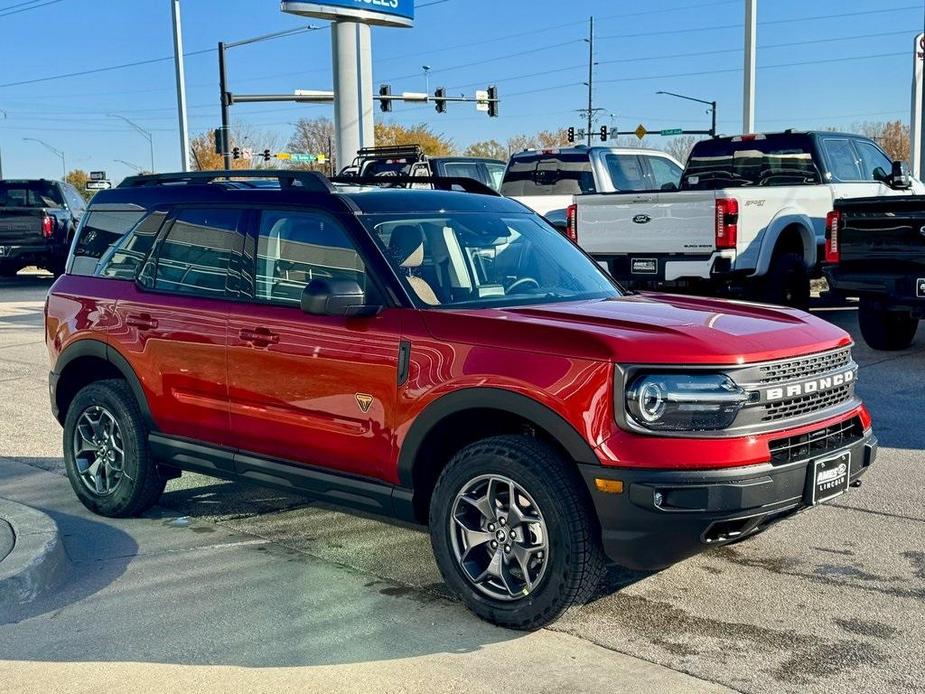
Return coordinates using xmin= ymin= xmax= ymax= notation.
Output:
xmin=330 ymin=175 xmax=500 ymax=196
xmin=354 ymin=144 xmax=425 ymax=160
xmin=117 ymin=170 xmax=333 ymax=193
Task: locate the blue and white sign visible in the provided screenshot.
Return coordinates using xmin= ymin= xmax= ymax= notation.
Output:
xmin=281 ymin=0 xmax=414 ymax=27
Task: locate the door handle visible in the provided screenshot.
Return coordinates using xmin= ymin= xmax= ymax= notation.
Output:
xmin=126 ymin=313 xmax=158 ymax=331
xmin=239 ymin=327 xmax=279 ymax=346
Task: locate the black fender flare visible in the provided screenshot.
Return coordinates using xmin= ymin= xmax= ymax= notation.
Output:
xmin=54 ymin=339 xmax=154 ymax=428
xmin=397 ymin=387 xmax=601 ymax=488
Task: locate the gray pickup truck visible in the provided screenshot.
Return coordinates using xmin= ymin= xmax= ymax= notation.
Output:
xmin=0 ymin=179 xmax=87 ymax=277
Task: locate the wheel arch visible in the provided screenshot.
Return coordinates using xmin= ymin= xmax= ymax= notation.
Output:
xmin=397 ymin=388 xmax=600 ymax=523
xmin=54 ymin=339 xmax=153 ymax=428
xmin=752 ymin=213 xmax=817 ymax=276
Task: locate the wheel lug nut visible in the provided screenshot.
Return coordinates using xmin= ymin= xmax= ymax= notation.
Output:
xmin=509 ymin=530 xmax=516 ymax=540
xmin=504 ymin=545 xmax=511 ymax=553
xmin=488 ymin=523 xmax=495 ymax=531
xmin=537 ymin=551 xmax=544 ymax=559
xmin=491 ymin=540 xmax=498 ymax=549
xmin=499 ymin=517 xmax=506 ymax=526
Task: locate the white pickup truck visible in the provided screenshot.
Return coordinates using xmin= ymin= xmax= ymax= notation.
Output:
xmin=570 ymin=131 xmax=925 ymax=306
xmin=499 ymin=146 xmax=682 ymax=225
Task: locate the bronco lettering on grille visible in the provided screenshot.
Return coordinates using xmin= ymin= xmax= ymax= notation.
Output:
xmin=766 ymin=369 xmax=854 ymax=402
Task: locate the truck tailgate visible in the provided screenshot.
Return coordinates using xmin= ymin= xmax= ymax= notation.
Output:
xmin=0 ymin=208 xmax=47 ymax=246
xmin=576 ymin=190 xmax=717 ymax=255
xmin=837 ymin=196 xmax=925 ymax=277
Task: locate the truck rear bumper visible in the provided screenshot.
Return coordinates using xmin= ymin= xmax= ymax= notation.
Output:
xmin=0 ymin=243 xmax=61 ymax=265
xmin=579 ymin=432 xmax=877 ymax=571
xmin=823 ymin=267 xmax=925 ymax=312
xmin=595 ymin=250 xmax=737 ymax=288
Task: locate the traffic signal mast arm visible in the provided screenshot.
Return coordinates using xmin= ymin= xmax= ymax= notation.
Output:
xmin=377 ymin=84 xmax=499 ymax=116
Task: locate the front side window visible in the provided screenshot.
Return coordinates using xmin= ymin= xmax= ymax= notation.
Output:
xmin=154 ymin=208 xmax=243 ymax=297
xmin=255 ymin=209 xmax=366 ymax=306
xmin=485 ymin=163 xmax=506 ymax=191
xmin=361 ymin=212 xmax=619 ymax=309
xmin=648 ymin=157 xmax=683 ymax=190
xmin=854 ymin=140 xmax=893 ymax=181
xmin=822 ymin=138 xmax=862 ymax=182
xmin=604 ymin=154 xmax=648 ymax=191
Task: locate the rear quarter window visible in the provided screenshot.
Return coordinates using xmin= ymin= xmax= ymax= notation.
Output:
xmin=500 ymin=152 xmax=596 ymax=196
xmin=70 ymin=208 xmax=150 ymax=277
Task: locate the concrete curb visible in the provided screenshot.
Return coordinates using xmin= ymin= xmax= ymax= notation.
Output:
xmin=0 ymin=497 xmax=68 ymax=609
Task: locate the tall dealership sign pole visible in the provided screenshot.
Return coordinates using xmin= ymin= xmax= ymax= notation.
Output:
xmin=282 ymin=1 xmax=414 ymax=173
xmin=742 ymin=0 xmax=757 ymax=133
xmin=171 ymin=0 xmax=191 ymax=171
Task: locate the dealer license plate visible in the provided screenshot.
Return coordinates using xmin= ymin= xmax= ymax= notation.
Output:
xmin=631 ymin=258 xmax=657 ymax=274
xmin=810 ymin=452 xmax=851 ymax=504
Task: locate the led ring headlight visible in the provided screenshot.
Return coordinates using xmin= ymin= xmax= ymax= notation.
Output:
xmin=625 ymin=373 xmax=748 ymax=432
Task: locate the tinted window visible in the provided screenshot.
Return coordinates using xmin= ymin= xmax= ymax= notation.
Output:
xmin=255 ymin=210 xmax=365 ymax=306
xmin=500 ymin=152 xmax=595 ymax=196
xmin=854 ymin=140 xmax=892 ymax=181
xmin=442 ymin=161 xmax=484 ymax=183
xmin=822 ymin=138 xmax=862 ymax=182
xmin=683 ymin=135 xmax=820 ymax=189
xmin=70 ymin=209 xmax=148 ymax=276
xmin=485 ymin=162 xmax=506 ymax=190
xmin=154 ymin=208 xmax=243 ymax=297
xmin=648 ymin=156 xmax=683 ymax=190
xmin=604 ymin=154 xmax=648 ymax=191
xmin=0 ymin=181 xmax=63 ymax=208
xmin=97 ymin=212 xmax=166 ymax=280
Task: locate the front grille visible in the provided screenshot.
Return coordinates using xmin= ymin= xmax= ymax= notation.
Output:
xmin=768 ymin=417 xmax=863 ymax=466
xmin=757 ymin=348 xmax=851 ymax=384
xmin=762 ymin=383 xmax=853 ymax=422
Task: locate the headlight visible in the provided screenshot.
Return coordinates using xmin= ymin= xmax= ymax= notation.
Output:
xmin=625 ymin=373 xmax=748 ymax=432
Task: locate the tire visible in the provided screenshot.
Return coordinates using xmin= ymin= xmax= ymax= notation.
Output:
xmin=429 ymin=435 xmax=606 ymax=630
xmin=858 ymin=298 xmax=919 ymax=351
xmin=0 ymin=261 xmax=20 ymax=278
xmin=47 ymin=258 xmax=67 ymax=278
xmin=63 ymin=379 xmax=166 ymax=517
xmin=759 ymin=252 xmax=810 ymax=309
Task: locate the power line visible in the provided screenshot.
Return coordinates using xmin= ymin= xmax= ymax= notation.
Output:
xmin=0 ymin=0 xmax=64 ymax=17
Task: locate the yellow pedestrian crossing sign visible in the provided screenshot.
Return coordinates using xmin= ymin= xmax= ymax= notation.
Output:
xmin=634 ymin=124 xmax=648 ymax=140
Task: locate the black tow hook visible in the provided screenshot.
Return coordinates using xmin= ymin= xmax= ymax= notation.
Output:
xmin=850 ymin=479 xmax=863 ymax=488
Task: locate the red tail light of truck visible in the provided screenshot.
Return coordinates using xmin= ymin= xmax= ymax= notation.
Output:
xmin=566 ymin=203 xmax=578 ymax=243
xmin=41 ymin=215 xmax=54 ymax=239
xmin=825 ymin=210 xmax=840 ymax=263
xmin=715 ymin=198 xmax=738 ymax=250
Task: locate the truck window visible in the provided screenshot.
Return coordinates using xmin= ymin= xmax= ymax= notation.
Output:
xmin=604 ymin=154 xmax=649 ymax=191
xmin=499 ymin=152 xmax=596 ymax=196
xmin=853 ymin=140 xmax=893 ymax=181
xmin=821 ymin=138 xmax=862 ymax=182
xmin=485 ymin=162 xmax=506 ymax=190
xmin=0 ymin=181 xmax=64 ymax=208
xmin=648 ymin=157 xmax=683 ymax=190
xmin=682 ymin=135 xmax=820 ymax=189
xmin=442 ymin=161 xmax=485 ymax=184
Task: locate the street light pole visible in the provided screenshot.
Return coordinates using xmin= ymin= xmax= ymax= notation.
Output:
xmin=23 ymin=137 xmax=65 ymax=179
xmin=656 ymin=90 xmax=718 ymax=137
xmin=0 ymin=108 xmax=6 ymax=179
xmin=171 ymin=0 xmax=191 ymax=172
xmin=109 ymin=114 xmax=155 ymax=173
xmin=115 ymin=159 xmax=145 ymax=174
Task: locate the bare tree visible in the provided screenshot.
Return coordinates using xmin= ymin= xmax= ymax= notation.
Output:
xmin=464 ymin=139 xmax=507 ymax=160
xmin=289 ymin=117 xmax=335 ymax=170
xmin=852 ymin=120 xmax=910 ymax=162
xmin=662 ymin=135 xmax=701 ymax=165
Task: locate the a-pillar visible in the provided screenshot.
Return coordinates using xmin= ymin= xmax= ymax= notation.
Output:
xmin=331 ymin=20 xmax=375 ymax=173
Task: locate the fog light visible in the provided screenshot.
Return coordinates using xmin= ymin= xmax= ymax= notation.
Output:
xmin=653 ymin=491 xmax=664 ymax=507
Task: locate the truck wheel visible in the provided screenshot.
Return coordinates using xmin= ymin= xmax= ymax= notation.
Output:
xmin=760 ymin=252 xmax=810 ymax=309
xmin=429 ymin=435 xmax=606 ymax=630
xmin=63 ymin=379 xmax=166 ymax=518
xmin=858 ymin=298 xmax=919 ymax=351
xmin=0 ymin=262 xmax=20 ymax=278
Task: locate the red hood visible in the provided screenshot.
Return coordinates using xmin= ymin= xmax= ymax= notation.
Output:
xmin=422 ymin=293 xmax=851 ymax=365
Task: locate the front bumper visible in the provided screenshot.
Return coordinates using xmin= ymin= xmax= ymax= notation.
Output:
xmin=580 ymin=431 xmax=877 ymax=570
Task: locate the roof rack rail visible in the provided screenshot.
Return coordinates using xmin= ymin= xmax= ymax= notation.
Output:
xmin=354 ymin=144 xmax=425 ymax=160
xmin=117 ymin=170 xmax=333 ymax=193
xmin=329 ymin=175 xmax=500 ymax=196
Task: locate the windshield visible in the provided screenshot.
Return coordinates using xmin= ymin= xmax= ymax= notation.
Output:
xmin=0 ymin=181 xmax=63 ymax=208
xmin=360 ymin=211 xmax=620 ymax=309
xmin=682 ymin=135 xmax=821 ymax=189
xmin=500 ymin=152 xmax=596 ymax=196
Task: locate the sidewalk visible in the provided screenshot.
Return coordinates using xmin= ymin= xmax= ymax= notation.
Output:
xmin=0 ymin=457 xmax=734 ymax=693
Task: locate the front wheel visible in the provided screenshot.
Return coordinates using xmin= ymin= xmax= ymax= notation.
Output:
xmin=63 ymin=379 xmax=166 ymax=517
xmin=429 ymin=435 xmax=605 ymax=630
xmin=858 ymin=298 xmax=919 ymax=351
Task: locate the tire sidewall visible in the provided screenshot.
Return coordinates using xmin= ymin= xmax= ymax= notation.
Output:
xmin=63 ymin=382 xmax=149 ymax=516
xmin=764 ymin=252 xmax=809 ymax=308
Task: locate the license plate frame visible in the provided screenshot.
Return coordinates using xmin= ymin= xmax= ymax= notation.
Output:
xmin=0 ymin=246 xmax=8 ymax=257
xmin=810 ymin=451 xmax=851 ymax=505
xmin=631 ymin=258 xmax=658 ymax=274
xmin=916 ymin=278 xmax=925 ymax=298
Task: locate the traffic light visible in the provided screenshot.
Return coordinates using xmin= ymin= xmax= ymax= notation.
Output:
xmin=567 ymin=127 xmax=575 ymax=143
xmin=214 ymin=129 xmax=224 ymax=155
xmin=487 ymin=85 xmax=498 ymax=118
xmin=434 ymin=87 xmax=447 ymax=114
xmin=263 ymin=149 xmax=271 ymax=162
xmin=600 ymin=125 xmax=609 ymax=142
xmin=232 ymin=147 xmax=241 ymax=160
xmin=379 ymin=84 xmax=392 ymax=112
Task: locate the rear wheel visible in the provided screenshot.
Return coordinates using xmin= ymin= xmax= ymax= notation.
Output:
xmin=858 ymin=298 xmax=918 ymax=351
xmin=429 ymin=435 xmax=605 ymax=630
xmin=0 ymin=261 xmax=20 ymax=278
xmin=759 ymin=252 xmax=810 ymax=308
xmin=63 ymin=379 xmax=166 ymax=517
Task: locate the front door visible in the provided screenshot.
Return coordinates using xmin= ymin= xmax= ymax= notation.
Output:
xmin=226 ymin=207 xmax=403 ymax=480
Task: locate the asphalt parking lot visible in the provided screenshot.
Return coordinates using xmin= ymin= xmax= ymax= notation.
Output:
xmin=1 ymin=272 xmax=923 ymax=694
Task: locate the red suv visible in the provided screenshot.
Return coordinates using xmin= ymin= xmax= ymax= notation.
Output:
xmin=46 ymin=170 xmax=877 ymax=629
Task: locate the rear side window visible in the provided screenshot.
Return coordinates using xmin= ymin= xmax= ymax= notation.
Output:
xmin=154 ymin=208 xmax=244 ymax=298
xmin=500 ymin=152 xmax=596 ymax=196
xmin=604 ymin=154 xmax=648 ymax=191
xmin=648 ymin=156 xmax=683 ymax=190
xmin=683 ymin=135 xmax=820 ymax=189
xmin=0 ymin=181 xmax=63 ymax=208
xmin=70 ymin=209 xmax=148 ymax=276
xmin=255 ymin=209 xmax=366 ymax=306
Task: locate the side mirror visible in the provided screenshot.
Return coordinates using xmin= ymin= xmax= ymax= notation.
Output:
xmin=888 ymin=160 xmax=912 ymax=190
xmin=301 ymin=278 xmax=381 ymax=318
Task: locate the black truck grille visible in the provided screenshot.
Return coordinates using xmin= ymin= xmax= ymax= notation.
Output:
xmin=762 ymin=384 xmax=854 ymax=423
xmin=757 ymin=348 xmax=851 ymax=384
xmin=768 ymin=417 xmax=863 ymax=466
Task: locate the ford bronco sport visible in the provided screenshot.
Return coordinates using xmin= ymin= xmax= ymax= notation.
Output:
xmin=46 ymin=170 xmax=877 ymax=629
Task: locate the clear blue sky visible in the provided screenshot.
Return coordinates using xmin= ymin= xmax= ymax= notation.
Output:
xmin=0 ymin=0 xmax=921 ymax=180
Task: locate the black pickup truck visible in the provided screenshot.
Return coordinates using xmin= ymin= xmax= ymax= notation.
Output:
xmin=339 ymin=145 xmax=507 ymax=191
xmin=824 ymin=195 xmax=924 ymax=350
xmin=0 ymin=179 xmax=86 ymax=277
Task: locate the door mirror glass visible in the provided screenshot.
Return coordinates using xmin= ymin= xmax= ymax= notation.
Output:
xmin=301 ymin=279 xmax=381 ymax=317
xmin=889 ymin=160 xmax=912 ymax=190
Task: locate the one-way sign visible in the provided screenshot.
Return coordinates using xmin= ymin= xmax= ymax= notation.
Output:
xmin=86 ymin=180 xmax=112 ymax=191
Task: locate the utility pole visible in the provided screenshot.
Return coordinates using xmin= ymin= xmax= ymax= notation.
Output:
xmin=0 ymin=109 xmax=5 ymax=179
xmin=742 ymin=0 xmax=757 ymax=133
xmin=109 ymin=114 xmax=155 ymax=173
xmin=586 ymin=16 xmax=594 ymax=147
xmin=171 ymin=0 xmax=191 ymax=171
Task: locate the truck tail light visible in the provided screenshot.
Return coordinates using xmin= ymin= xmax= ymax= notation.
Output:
xmin=41 ymin=214 xmax=53 ymax=239
xmin=825 ymin=210 xmax=841 ymax=263
xmin=714 ymin=198 xmax=738 ymax=249
xmin=565 ymin=203 xmax=578 ymax=243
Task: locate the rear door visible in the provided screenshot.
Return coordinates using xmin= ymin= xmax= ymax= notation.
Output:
xmin=226 ymin=207 xmax=402 ymax=480
xmin=112 ymin=206 xmax=246 ymax=449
